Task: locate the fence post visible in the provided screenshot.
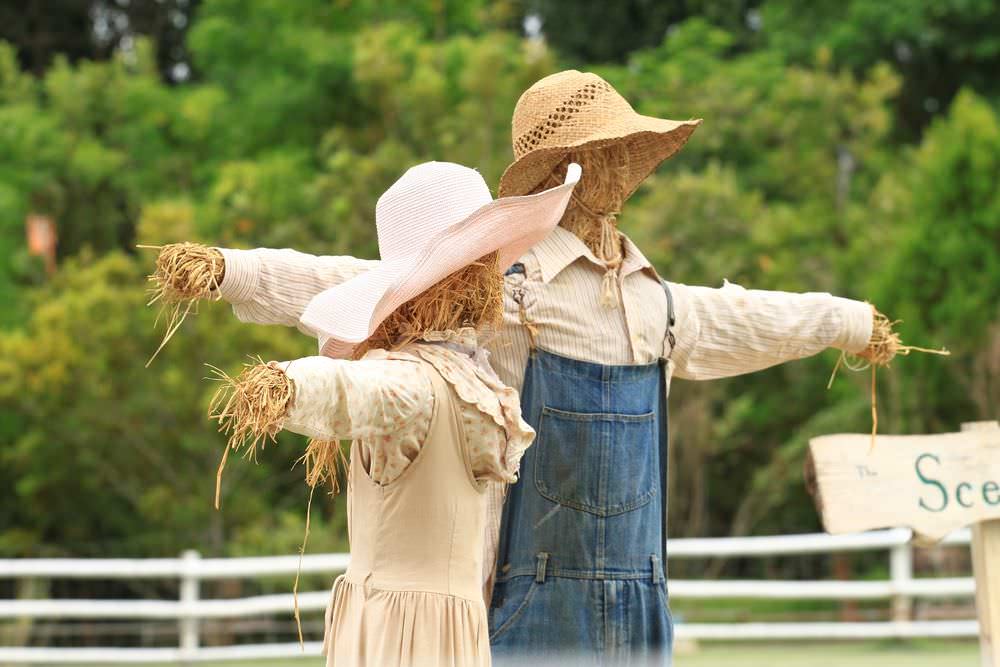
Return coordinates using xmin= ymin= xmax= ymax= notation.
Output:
xmin=179 ymin=550 xmax=201 ymax=660
xmin=889 ymin=541 xmax=913 ymax=622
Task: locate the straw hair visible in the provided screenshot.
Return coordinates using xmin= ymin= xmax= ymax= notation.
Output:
xmin=537 ymin=146 xmax=630 ymax=306
xmin=828 ymin=306 xmax=950 ymax=450
xmin=499 ymin=70 xmax=701 ymax=198
xmin=207 ymin=359 xmax=295 ymax=510
xmin=140 ymin=243 xmax=224 ymax=366
xmin=351 ymin=251 xmax=503 ymax=359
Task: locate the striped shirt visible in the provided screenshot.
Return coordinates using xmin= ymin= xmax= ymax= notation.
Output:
xmin=217 ymin=227 xmax=873 ymax=600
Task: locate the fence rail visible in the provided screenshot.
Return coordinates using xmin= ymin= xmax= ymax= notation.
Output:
xmin=0 ymin=528 xmax=976 ymax=663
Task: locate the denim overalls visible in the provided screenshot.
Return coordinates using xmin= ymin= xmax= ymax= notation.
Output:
xmin=490 ymin=265 xmax=675 ymax=666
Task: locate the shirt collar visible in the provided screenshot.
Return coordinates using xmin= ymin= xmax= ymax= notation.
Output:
xmin=531 ymin=226 xmax=655 ymax=283
xmin=363 ymin=328 xmax=481 ymax=360
xmin=418 ymin=327 xmax=479 ymax=348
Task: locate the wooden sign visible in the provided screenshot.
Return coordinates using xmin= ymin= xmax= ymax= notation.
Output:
xmin=806 ymin=421 xmax=1000 ymax=667
xmin=806 ymin=428 xmax=1000 ymax=541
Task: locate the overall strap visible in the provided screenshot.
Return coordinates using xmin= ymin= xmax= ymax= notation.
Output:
xmin=662 ymin=280 xmax=676 ymax=356
xmin=659 ymin=280 xmax=675 ymax=585
xmin=504 ymin=263 xmax=538 ymax=348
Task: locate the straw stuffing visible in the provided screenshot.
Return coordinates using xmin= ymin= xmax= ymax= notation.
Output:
xmin=140 ymin=243 xmax=225 ymax=366
xmin=352 ymin=251 xmax=503 ymax=358
xmin=207 ymin=358 xmax=295 ymax=509
xmin=828 ymin=307 xmax=950 ymax=450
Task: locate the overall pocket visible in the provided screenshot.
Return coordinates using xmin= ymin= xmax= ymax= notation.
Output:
xmin=488 ymin=576 xmax=539 ymax=643
xmin=534 ymin=406 xmax=656 ymax=516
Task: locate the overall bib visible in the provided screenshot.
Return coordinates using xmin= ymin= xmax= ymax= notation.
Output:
xmin=490 ymin=268 xmax=675 ymax=666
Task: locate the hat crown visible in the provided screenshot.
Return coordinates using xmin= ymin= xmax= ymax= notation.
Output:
xmin=511 ymin=70 xmax=635 ymax=159
xmin=375 ymin=161 xmax=493 ymax=261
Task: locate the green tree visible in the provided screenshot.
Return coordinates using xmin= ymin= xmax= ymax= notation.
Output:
xmin=0 ymin=0 xmax=990 ymax=579
xmin=0 ymin=0 xmax=201 ymax=81
xmin=527 ymin=0 xmax=759 ymax=63
xmin=872 ymin=90 xmax=1000 ymax=432
xmin=0 ymin=250 xmax=347 ymax=558
xmin=761 ymin=0 xmax=1000 ymax=136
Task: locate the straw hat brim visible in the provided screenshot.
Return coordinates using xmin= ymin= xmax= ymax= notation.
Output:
xmin=301 ymin=164 xmax=581 ymax=359
xmin=499 ymin=114 xmax=701 ymax=198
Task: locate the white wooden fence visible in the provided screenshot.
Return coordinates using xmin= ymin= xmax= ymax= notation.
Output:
xmin=0 ymin=528 xmax=977 ymax=663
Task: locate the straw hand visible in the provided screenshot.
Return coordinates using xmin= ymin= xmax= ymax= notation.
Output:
xmin=139 ymin=243 xmax=226 ymax=366
xmin=208 ymin=359 xmax=296 ymax=509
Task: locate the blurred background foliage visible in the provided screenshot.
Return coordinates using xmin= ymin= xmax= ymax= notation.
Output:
xmin=1 ymin=0 xmax=998 ymax=578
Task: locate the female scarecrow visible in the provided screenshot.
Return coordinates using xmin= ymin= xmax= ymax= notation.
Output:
xmin=152 ymin=71 xmax=914 ymax=665
xmin=186 ymin=161 xmax=580 ymax=667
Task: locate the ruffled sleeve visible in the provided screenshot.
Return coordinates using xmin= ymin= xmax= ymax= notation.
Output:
xmin=277 ymin=352 xmax=433 ymax=483
xmin=405 ymin=342 xmax=534 ymax=484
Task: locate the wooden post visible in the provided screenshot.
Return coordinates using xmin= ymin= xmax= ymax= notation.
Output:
xmin=1 ymin=577 xmax=47 ymax=648
xmin=889 ymin=541 xmax=913 ymax=622
xmin=179 ymin=550 xmax=201 ymax=662
xmin=963 ymin=421 xmax=1000 ymax=667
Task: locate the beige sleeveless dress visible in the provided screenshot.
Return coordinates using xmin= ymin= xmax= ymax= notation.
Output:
xmin=322 ymin=363 xmax=490 ymax=667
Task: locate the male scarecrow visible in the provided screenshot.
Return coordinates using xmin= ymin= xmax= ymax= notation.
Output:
xmin=154 ymin=70 xmax=902 ymax=665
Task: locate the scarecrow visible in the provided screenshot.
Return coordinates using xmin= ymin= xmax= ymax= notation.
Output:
xmin=162 ymin=161 xmax=580 ymax=667
xmin=150 ymin=71 xmax=933 ymax=664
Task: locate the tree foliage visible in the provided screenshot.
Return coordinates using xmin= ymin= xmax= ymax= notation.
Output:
xmin=0 ymin=0 xmax=997 ymax=563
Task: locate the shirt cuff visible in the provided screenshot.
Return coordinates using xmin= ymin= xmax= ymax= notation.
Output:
xmin=832 ymin=297 xmax=874 ymax=354
xmin=216 ymin=248 xmax=261 ymax=304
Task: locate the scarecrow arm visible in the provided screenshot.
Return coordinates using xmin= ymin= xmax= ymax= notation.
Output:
xmin=210 ymin=356 xmax=433 ymax=502
xmin=256 ymin=356 xmax=432 ymax=443
xmin=667 ymin=280 xmax=876 ymax=381
xmin=150 ymin=243 xmax=374 ymax=332
xmin=215 ymin=248 xmax=375 ymax=333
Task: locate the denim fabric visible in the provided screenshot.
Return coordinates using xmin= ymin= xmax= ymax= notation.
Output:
xmin=490 ymin=348 xmax=672 ymax=665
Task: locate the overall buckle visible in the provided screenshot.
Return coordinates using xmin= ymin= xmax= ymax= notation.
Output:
xmin=535 ymin=552 xmax=550 ymax=584
xmin=651 ymin=554 xmax=664 ymax=583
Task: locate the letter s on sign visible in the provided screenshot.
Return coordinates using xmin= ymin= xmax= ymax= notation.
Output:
xmin=915 ymin=453 xmax=948 ymax=513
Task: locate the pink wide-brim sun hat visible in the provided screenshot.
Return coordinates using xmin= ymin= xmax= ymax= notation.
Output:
xmin=300 ymin=161 xmax=581 ymax=358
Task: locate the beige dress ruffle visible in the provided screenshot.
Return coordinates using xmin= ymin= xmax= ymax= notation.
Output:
xmin=362 ymin=328 xmax=534 ymax=484
xmin=325 ymin=580 xmax=488 ymax=667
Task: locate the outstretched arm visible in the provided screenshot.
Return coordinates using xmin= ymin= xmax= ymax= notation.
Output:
xmin=668 ymin=280 xmax=875 ymax=380
xmin=150 ymin=243 xmax=375 ymax=336
xmin=216 ymin=248 xmax=376 ymax=335
xmin=210 ymin=355 xmax=432 ymax=492
xmin=274 ymin=355 xmax=430 ymax=443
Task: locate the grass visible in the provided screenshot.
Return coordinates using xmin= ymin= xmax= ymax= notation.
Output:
xmin=48 ymin=640 xmax=980 ymax=667
xmin=676 ymin=639 xmax=979 ymax=667
xmin=49 ymin=661 xmax=321 ymax=667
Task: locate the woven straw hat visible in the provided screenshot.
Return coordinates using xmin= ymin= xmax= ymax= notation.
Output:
xmin=498 ymin=70 xmax=701 ymax=198
xmin=300 ymin=161 xmax=581 ymax=358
